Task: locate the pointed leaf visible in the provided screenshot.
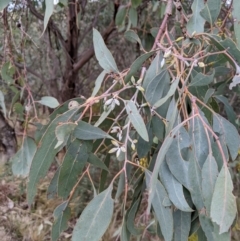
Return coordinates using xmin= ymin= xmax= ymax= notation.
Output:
xmin=94 ymin=107 xmax=112 ymax=127
xmin=213 ymin=114 xmax=240 ymax=160
xmin=160 ymin=160 xmax=193 ymax=212
xmin=210 ymin=166 xmax=237 ymax=234
xmin=43 ymin=0 xmax=54 ymax=33
xmin=125 ymin=51 xmax=155 ymax=83
xmin=88 ymin=153 xmax=109 ymax=172
xmin=187 ymin=0 xmax=205 ymax=35
xmin=72 ymin=185 xmax=114 ymax=241
xmin=189 ymin=70 xmax=215 ymax=87
xmin=125 ymin=100 xmax=149 ymax=141
xmin=202 ymin=154 xmax=218 ymax=214
xmin=93 ymin=28 xmax=119 ymax=73
xmin=129 ymin=7 xmax=138 ymax=27
xmin=52 ymin=201 xmax=71 ymax=241
xmin=200 ymin=0 xmax=221 ymax=25
xmin=27 ymin=109 xmax=78 ymax=205
xmin=188 ymin=152 xmax=204 ymax=210
xmin=91 ymin=70 xmax=107 ymax=97
xmin=47 ymin=167 xmax=60 ymax=199
xmin=232 ymin=0 xmax=240 ymax=49
xmin=173 ymin=210 xmax=191 ymax=241
xmin=115 ymin=5 xmax=127 ymax=26
xmin=153 ymin=77 xmax=179 ymax=108
xmin=58 ymin=139 xmax=89 ymax=198
xmin=124 ymin=30 xmax=141 ymax=46
xmin=55 ymin=122 xmax=77 ymax=144
xmin=38 ymin=96 xmax=60 ymax=108
xmin=145 ymin=171 xmax=173 ymax=241
xmin=131 ymin=0 xmax=141 ymax=8
xmin=199 ymin=214 xmax=215 ymax=241
xmin=74 ymin=121 xmax=113 ymax=140
xmin=11 ymin=137 xmax=37 ymax=178
xmin=145 ymin=70 xmax=170 ymax=106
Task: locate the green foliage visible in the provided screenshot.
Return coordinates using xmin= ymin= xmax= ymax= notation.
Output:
xmin=2 ymin=0 xmax=240 ymax=241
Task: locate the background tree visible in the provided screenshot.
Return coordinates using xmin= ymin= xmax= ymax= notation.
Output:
xmin=1 ymin=0 xmax=240 ymax=241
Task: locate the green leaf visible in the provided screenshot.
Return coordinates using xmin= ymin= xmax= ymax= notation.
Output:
xmin=1 ymin=61 xmax=15 ymax=84
xmin=91 ymin=70 xmax=107 ymax=97
xmin=160 ymin=160 xmax=193 ymax=212
xmin=214 ymin=95 xmax=237 ymax=126
xmin=72 ymin=185 xmax=114 ymax=241
xmin=125 ymin=100 xmax=149 ymax=141
xmin=129 ymin=7 xmax=138 ymax=27
xmin=212 ymin=223 xmax=231 ymax=241
xmin=58 ymin=139 xmax=89 ymax=199
xmin=188 ymin=151 xmax=204 ymax=210
xmin=74 ymin=121 xmax=113 ymax=140
xmin=55 ymin=122 xmax=77 ymax=148
xmin=93 ymin=28 xmax=119 ymax=73
xmin=143 ymin=52 xmax=163 ymax=89
xmin=131 ymin=0 xmax=142 ymax=8
xmin=121 ymin=220 xmax=131 ymax=241
xmin=0 ymin=0 xmax=11 ymax=10
xmin=47 ymin=167 xmax=60 ymax=199
xmin=127 ymin=198 xmax=142 ymax=235
xmin=166 ymin=127 xmax=190 ymax=189
xmin=145 ymin=69 xmax=170 ymax=106
xmin=88 ymin=153 xmax=109 ymax=172
xmin=187 ymin=0 xmax=205 ymax=35
xmin=27 ymin=108 xmax=78 ymax=205
xmin=210 ymin=165 xmax=237 ymax=234
xmin=201 ymin=154 xmax=218 ymax=215
xmin=43 ymin=0 xmax=54 ymax=34
xmin=0 ymin=90 xmax=6 ymax=118
xmin=51 ymin=201 xmax=71 ymax=241
xmin=189 ymin=70 xmax=215 ymax=87
xmin=137 ymin=122 xmax=152 ymax=158
xmin=145 ymin=171 xmax=173 ymax=241
xmin=94 ymin=107 xmax=112 ymax=127
xmin=125 ymin=51 xmax=155 ymax=83
xmin=38 ymin=96 xmax=60 ymax=108
xmin=11 ymin=137 xmax=36 ymax=178
xmin=173 ymin=210 xmax=191 ymax=241
xmin=99 ymin=154 xmax=110 ymax=192
xmin=213 ymin=114 xmax=240 ymax=160
xmin=154 ymin=77 xmax=179 ymax=108
xmin=124 ymin=30 xmax=142 ymax=46
xmin=115 ymin=5 xmax=127 ymax=26
xmin=200 ymin=0 xmax=221 ymax=26
xmin=233 ymin=0 xmax=240 ymax=49
xmin=199 ymin=214 xmax=215 ymax=241
xmin=189 ymin=115 xmax=210 ymax=168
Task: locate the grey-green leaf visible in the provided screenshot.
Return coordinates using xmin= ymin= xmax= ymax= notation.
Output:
xmin=43 ymin=0 xmax=54 ymax=34
xmin=145 ymin=171 xmax=173 ymax=241
xmin=129 ymin=7 xmax=138 ymax=27
xmin=200 ymin=0 xmax=221 ymax=26
xmin=202 ymin=154 xmax=218 ymax=214
xmin=125 ymin=51 xmax=155 ymax=83
xmin=210 ymin=165 xmax=237 ymax=234
xmin=91 ymin=70 xmax=107 ymax=97
xmin=124 ymin=30 xmax=142 ymax=46
xmin=74 ymin=121 xmax=113 ymax=140
xmin=173 ymin=210 xmax=191 ymax=241
xmin=51 ymin=201 xmax=71 ymax=241
xmin=115 ymin=5 xmax=127 ymax=26
xmin=125 ymin=100 xmax=149 ymax=141
xmin=58 ymin=139 xmax=89 ymax=199
xmin=188 ymin=151 xmax=204 ymax=210
xmin=160 ymin=160 xmax=193 ymax=212
xmin=88 ymin=153 xmax=109 ymax=172
xmin=93 ymin=28 xmax=119 ymax=73
xmin=145 ymin=69 xmax=170 ymax=106
xmin=72 ymin=185 xmax=114 ymax=241
xmin=233 ymin=0 xmax=240 ymax=49
xmin=154 ymin=77 xmax=179 ymax=108
xmin=27 ymin=108 xmax=78 ymax=205
xmin=11 ymin=137 xmax=37 ymax=178
xmin=0 ymin=90 xmax=6 ymax=117
xmin=186 ymin=0 xmax=205 ymax=35
xmin=213 ymin=114 xmax=240 ymax=160
xmin=38 ymin=96 xmax=60 ymax=108
xmin=189 ymin=70 xmax=215 ymax=87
